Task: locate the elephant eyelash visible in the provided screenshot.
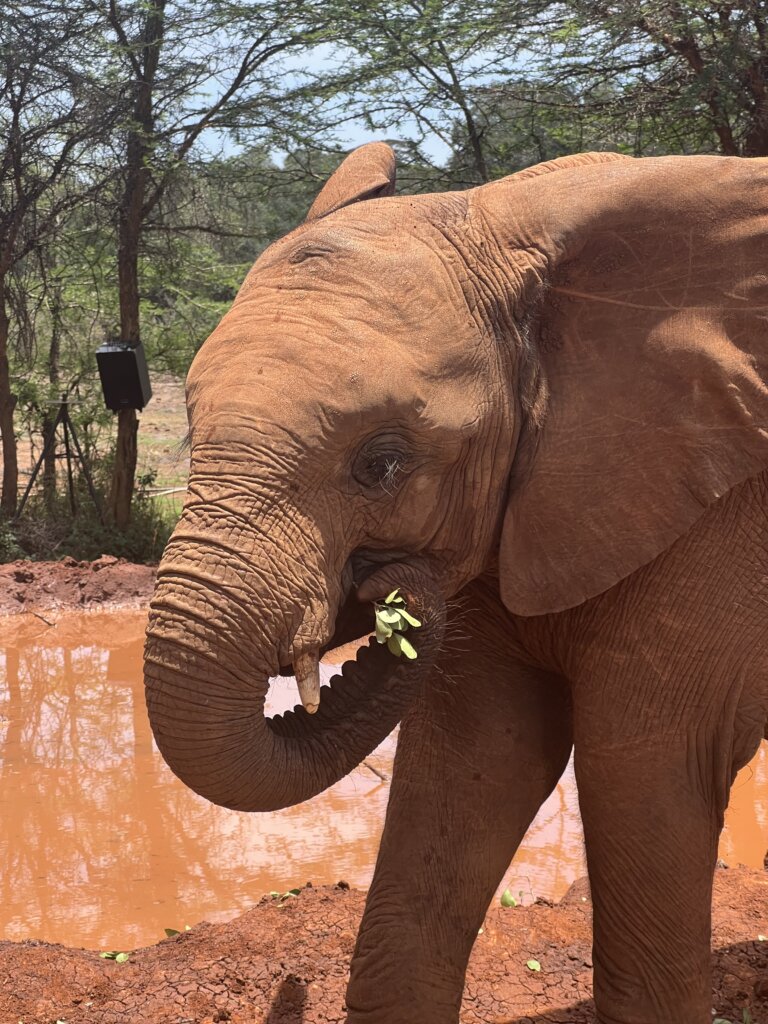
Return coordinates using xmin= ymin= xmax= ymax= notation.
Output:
xmin=380 ymin=457 xmax=404 ymax=494
xmin=353 ymin=445 xmax=410 ymax=493
xmin=174 ymin=431 xmax=191 ymax=459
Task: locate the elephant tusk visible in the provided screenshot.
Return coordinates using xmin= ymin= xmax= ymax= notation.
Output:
xmin=294 ymin=650 xmax=321 ymax=714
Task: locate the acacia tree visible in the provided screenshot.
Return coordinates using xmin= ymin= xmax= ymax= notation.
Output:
xmin=542 ymin=1 xmax=768 ymax=157
xmin=444 ymin=80 xmax=639 ymax=183
xmin=0 ymin=2 xmax=108 ymax=516
xmin=320 ymin=0 xmax=554 ymax=188
xmin=100 ymin=0 xmax=328 ymax=530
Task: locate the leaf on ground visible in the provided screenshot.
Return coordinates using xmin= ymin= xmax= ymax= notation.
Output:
xmin=100 ymin=950 xmax=129 ymax=962
xmin=164 ymin=928 xmax=180 ymax=938
xmin=500 ymin=889 xmax=517 ymax=908
xmin=526 ymin=959 xmax=541 ymax=972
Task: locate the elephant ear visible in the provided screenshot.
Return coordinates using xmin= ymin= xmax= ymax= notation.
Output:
xmin=305 ymin=142 xmax=396 ymax=222
xmin=482 ymin=153 xmax=768 ymax=616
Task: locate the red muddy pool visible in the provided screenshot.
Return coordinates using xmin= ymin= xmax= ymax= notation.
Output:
xmin=0 ymin=610 xmax=764 ymax=950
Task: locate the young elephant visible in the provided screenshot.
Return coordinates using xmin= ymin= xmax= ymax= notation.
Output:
xmin=144 ymin=143 xmax=768 ymax=1023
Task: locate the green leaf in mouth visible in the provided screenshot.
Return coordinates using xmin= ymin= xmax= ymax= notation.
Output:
xmin=374 ymin=590 xmax=421 ymax=659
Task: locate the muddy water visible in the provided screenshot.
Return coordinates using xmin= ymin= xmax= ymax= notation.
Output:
xmin=0 ymin=611 xmax=764 ymax=951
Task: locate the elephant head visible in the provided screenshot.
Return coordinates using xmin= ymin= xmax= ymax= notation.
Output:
xmin=145 ymin=143 xmax=768 ymax=812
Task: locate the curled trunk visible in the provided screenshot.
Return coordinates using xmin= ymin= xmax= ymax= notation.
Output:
xmin=144 ymin=561 xmax=445 ymax=812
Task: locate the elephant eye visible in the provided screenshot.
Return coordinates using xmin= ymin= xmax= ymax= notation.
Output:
xmin=353 ymin=437 xmax=410 ymax=493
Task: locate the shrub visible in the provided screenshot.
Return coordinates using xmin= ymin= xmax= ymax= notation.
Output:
xmin=6 ymin=464 xmax=178 ymax=564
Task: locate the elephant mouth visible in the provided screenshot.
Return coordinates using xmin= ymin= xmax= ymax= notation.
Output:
xmin=268 ymin=635 xmax=399 ymax=735
xmin=277 ymin=548 xmax=414 ymax=682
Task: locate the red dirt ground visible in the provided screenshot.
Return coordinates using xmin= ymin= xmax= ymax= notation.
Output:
xmin=0 ymin=562 xmax=767 ymax=1022
xmin=0 ymin=868 xmax=765 ymax=1023
xmin=0 ymin=557 xmax=156 ymax=615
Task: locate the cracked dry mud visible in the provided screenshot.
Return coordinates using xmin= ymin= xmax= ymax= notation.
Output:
xmin=0 ymin=869 xmax=766 ymax=1023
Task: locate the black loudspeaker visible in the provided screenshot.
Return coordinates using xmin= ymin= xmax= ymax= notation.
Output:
xmin=96 ymin=342 xmax=152 ymax=411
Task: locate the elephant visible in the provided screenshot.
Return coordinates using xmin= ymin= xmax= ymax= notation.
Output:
xmin=144 ymin=142 xmax=768 ymax=1024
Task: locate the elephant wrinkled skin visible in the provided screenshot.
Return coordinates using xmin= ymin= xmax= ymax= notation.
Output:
xmin=144 ymin=143 xmax=768 ymax=1023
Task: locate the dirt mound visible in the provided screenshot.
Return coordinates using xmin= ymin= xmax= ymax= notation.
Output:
xmin=0 ymin=557 xmax=156 ymax=615
xmin=0 ymin=866 xmax=765 ymax=1024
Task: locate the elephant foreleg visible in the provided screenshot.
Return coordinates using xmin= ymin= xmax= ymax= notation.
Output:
xmin=345 ymin=579 xmax=572 ymax=1024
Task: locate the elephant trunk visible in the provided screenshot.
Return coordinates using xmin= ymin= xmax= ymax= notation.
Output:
xmin=144 ymin=536 xmax=445 ymax=812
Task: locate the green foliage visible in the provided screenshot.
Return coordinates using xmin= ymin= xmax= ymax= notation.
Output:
xmin=374 ymin=589 xmax=421 ymax=659
xmin=539 ymin=1 xmax=768 ymax=157
xmin=526 ymin=958 xmax=541 ymax=972
xmin=4 ymin=0 xmax=768 ymax=546
xmin=7 ymin=465 xmax=176 ymax=564
xmin=0 ymin=516 xmax=24 ymax=562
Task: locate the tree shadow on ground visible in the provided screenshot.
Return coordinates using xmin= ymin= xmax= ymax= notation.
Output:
xmin=265 ymin=976 xmax=308 ymax=1023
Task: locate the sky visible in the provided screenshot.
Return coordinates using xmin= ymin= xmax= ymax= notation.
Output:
xmin=203 ymin=40 xmax=454 ymax=167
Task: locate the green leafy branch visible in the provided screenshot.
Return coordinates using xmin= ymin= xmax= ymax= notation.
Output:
xmin=374 ymin=589 xmax=421 ymax=659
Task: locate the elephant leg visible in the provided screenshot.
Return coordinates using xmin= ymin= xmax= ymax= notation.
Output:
xmin=566 ymin=496 xmax=768 ymax=1024
xmin=574 ymin=736 xmax=731 ymax=1024
xmin=345 ymin=578 xmax=573 ymax=1024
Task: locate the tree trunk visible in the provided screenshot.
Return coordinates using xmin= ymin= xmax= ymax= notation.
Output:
xmin=0 ymin=287 xmax=18 ymax=517
xmin=108 ymin=0 xmax=164 ymax=531
xmin=109 ymin=216 xmax=141 ymax=528
xmin=41 ymin=412 xmax=56 ymax=512
xmin=111 ymin=406 xmax=138 ymax=530
xmin=109 ymin=159 xmax=143 ymax=529
xmin=43 ymin=272 xmax=62 ymax=511
xmin=745 ymin=113 xmax=768 ymax=156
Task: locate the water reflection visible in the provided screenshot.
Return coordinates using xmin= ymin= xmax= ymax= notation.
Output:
xmin=0 ymin=612 xmax=763 ymax=949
